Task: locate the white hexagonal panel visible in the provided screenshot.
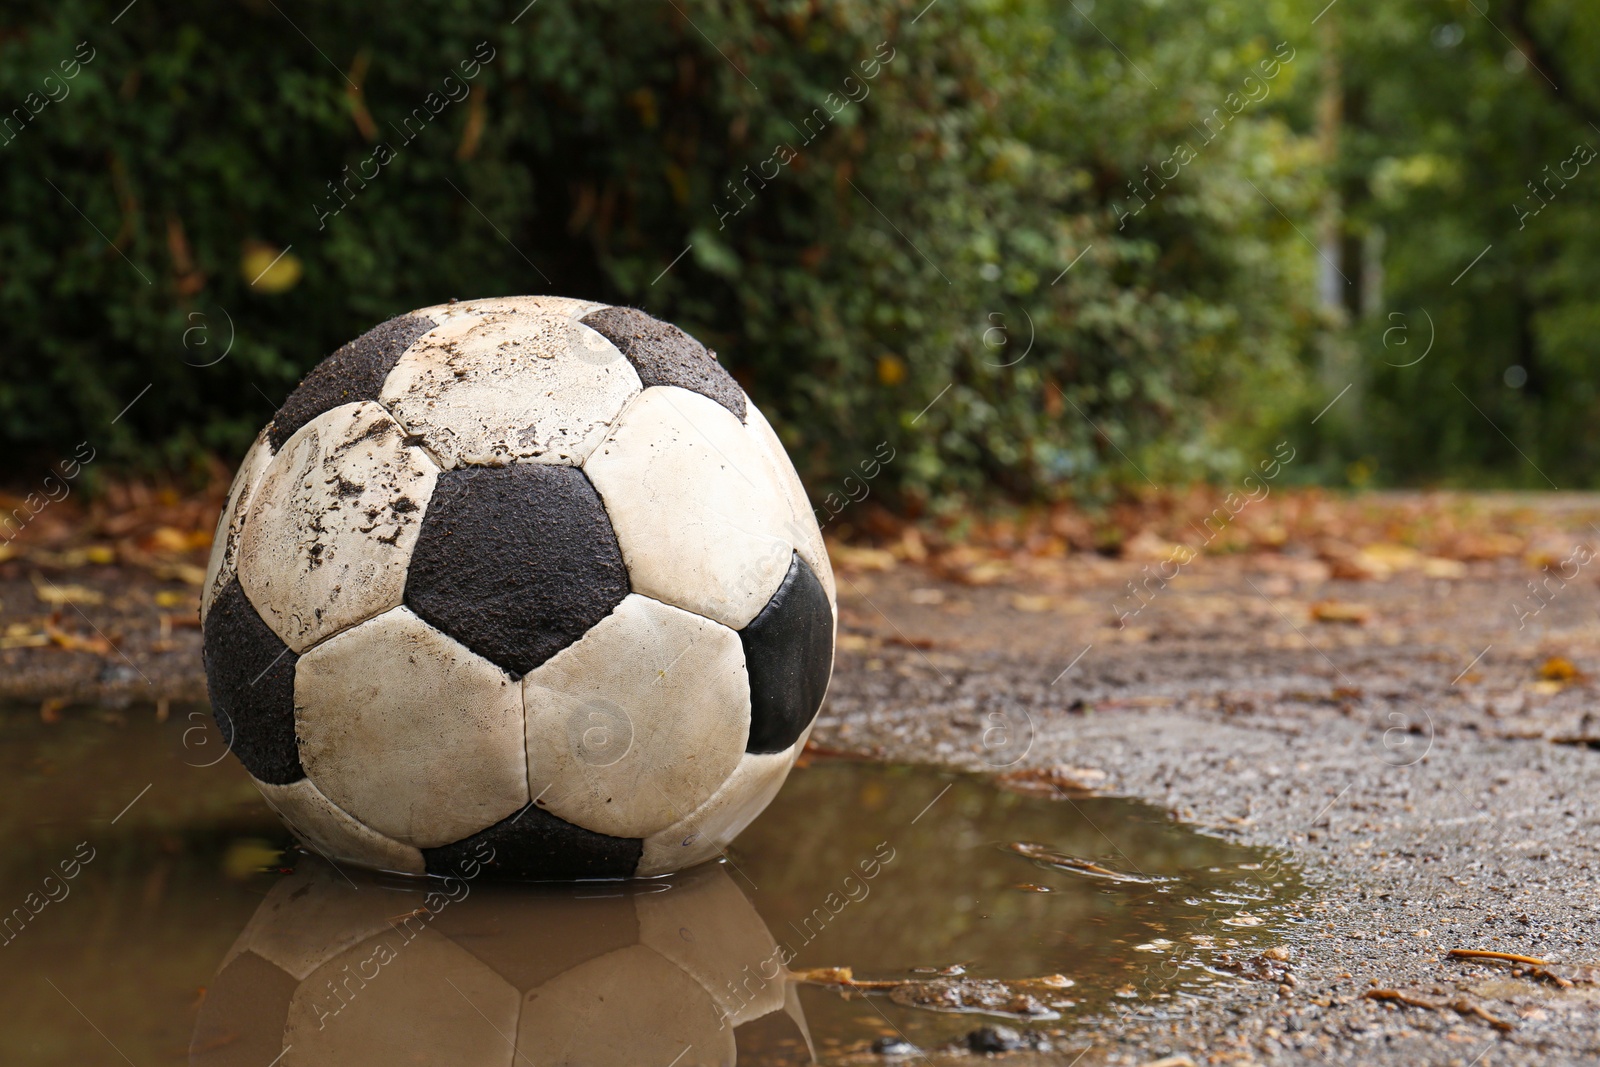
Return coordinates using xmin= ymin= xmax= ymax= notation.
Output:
xmin=295 ymin=606 xmax=529 ymax=849
xmin=237 ymin=401 xmax=438 ymax=653
xmin=743 ymin=402 xmax=838 ymax=611
xmin=517 ymin=945 xmax=734 ymax=1066
xmin=379 ymin=305 xmax=639 ymax=469
xmin=284 ymin=928 xmax=519 ymax=1067
xmin=584 ymin=386 xmax=798 ymax=629
xmin=635 ymin=725 xmax=810 ymax=877
xmin=201 ymin=428 xmax=275 ymax=624
xmin=256 ymin=777 xmax=425 ymax=879
xmin=523 ymin=594 xmax=749 ymax=839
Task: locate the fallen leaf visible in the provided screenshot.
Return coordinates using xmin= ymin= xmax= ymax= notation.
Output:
xmin=828 ymin=544 xmax=897 ymax=572
xmin=794 ymin=967 xmax=1075 ymax=1018
xmin=996 ymin=765 xmax=1107 ymax=797
xmin=150 ymin=562 xmax=207 ymax=586
xmin=1007 ymin=842 xmax=1172 ymax=884
xmin=32 ymin=581 xmax=104 ymax=606
xmin=960 ymin=560 xmax=1012 ymax=585
xmin=1422 ymin=557 xmax=1468 ymax=579
xmin=43 ymin=620 xmax=113 ymax=655
xmin=1538 ymin=656 xmax=1579 ymax=682
xmin=1311 ymin=601 xmax=1372 ymax=624
xmin=145 ymin=526 xmax=194 ymax=554
xmin=1009 ymin=593 xmax=1054 ymax=613
xmin=1122 ymin=529 xmax=1186 ymax=562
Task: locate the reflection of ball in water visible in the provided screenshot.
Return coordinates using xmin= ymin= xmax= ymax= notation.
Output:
xmin=190 ymin=859 xmax=813 ymax=1066
xmin=200 ymin=297 xmax=835 ymax=878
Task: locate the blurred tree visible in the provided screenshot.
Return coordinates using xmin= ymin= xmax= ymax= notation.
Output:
xmin=1328 ymin=0 xmax=1600 ymax=488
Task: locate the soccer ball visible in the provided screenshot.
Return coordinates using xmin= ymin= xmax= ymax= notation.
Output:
xmin=200 ymin=296 xmax=835 ymax=879
xmin=190 ymin=857 xmax=814 ymax=1066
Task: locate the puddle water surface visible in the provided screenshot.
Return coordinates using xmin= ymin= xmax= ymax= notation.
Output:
xmin=0 ymin=706 xmax=1306 ymax=1064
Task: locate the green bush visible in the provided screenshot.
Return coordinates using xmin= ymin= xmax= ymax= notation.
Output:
xmin=0 ymin=0 xmax=1322 ymax=507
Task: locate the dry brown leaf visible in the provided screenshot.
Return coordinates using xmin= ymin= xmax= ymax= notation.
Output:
xmin=1356 ymin=543 xmax=1422 ymax=578
xmin=1538 ymin=656 xmax=1580 ymax=682
xmin=997 ymin=764 xmax=1108 ymax=797
xmin=43 ymin=620 xmax=112 ymax=655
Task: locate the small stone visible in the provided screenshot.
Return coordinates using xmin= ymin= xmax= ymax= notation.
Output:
xmin=967 ymin=1026 xmax=1024 ymax=1053
xmin=870 ymin=1037 xmax=919 ymax=1056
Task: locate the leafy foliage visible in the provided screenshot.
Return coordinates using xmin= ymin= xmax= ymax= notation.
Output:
xmin=0 ymin=0 xmax=1322 ymax=506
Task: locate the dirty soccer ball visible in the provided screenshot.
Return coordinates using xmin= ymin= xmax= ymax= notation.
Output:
xmin=200 ymin=296 xmax=835 ymax=879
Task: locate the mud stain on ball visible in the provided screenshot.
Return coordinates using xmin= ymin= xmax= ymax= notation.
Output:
xmin=581 ymin=307 xmax=746 ymax=422
xmin=269 ymin=314 xmax=437 ymax=451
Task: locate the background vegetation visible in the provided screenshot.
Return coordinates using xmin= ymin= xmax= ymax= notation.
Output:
xmin=0 ymin=0 xmax=1594 ymax=510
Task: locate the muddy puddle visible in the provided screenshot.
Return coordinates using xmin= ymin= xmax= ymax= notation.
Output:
xmin=0 ymin=705 xmax=1306 ymax=1064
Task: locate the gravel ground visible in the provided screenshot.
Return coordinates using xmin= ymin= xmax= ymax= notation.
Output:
xmin=5 ymin=497 xmax=1600 ymax=1066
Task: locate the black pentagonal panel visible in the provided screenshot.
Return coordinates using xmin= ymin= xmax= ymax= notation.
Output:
xmin=188 ymin=950 xmax=299 ymax=1066
xmin=422 ymin=804 xmax=644 ymax=881
xmin=581 ymin=306 xmax=746 ymax=421
xmin=740 ymin=553 xmax=834 ymax=754
xmin=202 ymin=578 xmax=303 ymax=784
xmin=269 ymin=313 xmax=436 ymax=449
xmin=404 ymin=464 xmax=630 ymax=678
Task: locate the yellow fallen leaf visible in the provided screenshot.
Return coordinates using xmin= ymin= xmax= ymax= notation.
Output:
xmin=828 ymin=544 xmax=897 ymax=572
xmin=0 ymin=630 xmax=50 ymax=649
xmin=1311 ymin=601 xmax=1372 ymax=624
xmin=33 ymin=582 xmax=103 ymax=606
xmin=1422 ymin=557 xmax=1467 ymax=579
xmin=154 ymin=590 xmax=198 ymax=610
xmin=221 ymin=839 xmax=283 ymax=880
xmin=1538 ymin=656 xmax=1579 ymax=682
xmin=1010 ymin=593 xmax=1054 ymax=613
xmin=961 ymin=560 xmax=1012 ymax=585
xmin=1359 ymin=543 xmax=1422 ymax=568
xmin=146 ymin=526 xmax=192 ymax=553
xmin=150 ymin=562 xmax=207 ymax=586
xmin=241 ymin=242 xmax=302 ymax=293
